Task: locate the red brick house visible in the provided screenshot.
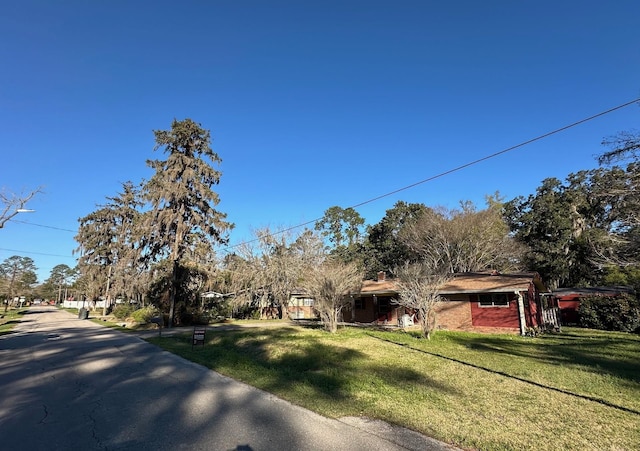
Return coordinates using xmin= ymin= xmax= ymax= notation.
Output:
xmin=347 ymin=271 xmax=557 ymax=334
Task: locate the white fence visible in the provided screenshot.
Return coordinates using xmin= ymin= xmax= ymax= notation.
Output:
xmin=63 ymin=299 xmax=107 ymax=309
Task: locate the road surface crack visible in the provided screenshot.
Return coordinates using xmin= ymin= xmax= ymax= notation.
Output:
xmin=38 ymin=404 xmax=49 ymax=424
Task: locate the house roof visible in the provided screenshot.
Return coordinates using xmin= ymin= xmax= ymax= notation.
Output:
xmin=359 ymin=278 xmax=399 ymax=295
xmin=440 ymin=272 xmax=546 ymax=294
xmin=358 ymin=271 xmax=547 ymax=296
xmin=552 ymin=286 xmax=634 ymax=299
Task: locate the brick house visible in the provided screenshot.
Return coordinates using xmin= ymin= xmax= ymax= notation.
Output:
xmin=287 ymin=290 xmax=317 ymax=319
xmin=346 ymin=271 xmax=557 ymax=335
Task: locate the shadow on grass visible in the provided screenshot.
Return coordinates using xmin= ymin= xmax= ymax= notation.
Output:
xmin=369 ymin=332 xmax=640 ymax=417
xmin=452 ymin=332 xmax=640 ymax=384
xmin=149 ymin=327 xmax=357 ymax=402
xmin=148 ymin=326 xmax=458 ymax=408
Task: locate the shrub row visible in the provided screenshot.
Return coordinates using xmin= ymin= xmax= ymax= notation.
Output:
xmin=578 ymin=294 xmax=640 ymax=333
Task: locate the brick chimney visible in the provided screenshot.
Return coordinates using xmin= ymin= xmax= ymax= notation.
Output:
xmin=377 ymin=271 xmax=386 ymax=282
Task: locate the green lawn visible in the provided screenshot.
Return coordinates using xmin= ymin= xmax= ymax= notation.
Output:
xmin=0 ymin=308 xmax=25 ymax=335
xmin=147 ymin=326 xmax=640 ymax=451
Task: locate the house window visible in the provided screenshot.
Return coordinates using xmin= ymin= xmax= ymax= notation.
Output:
xmin=378 ymin=297 xmax=391 ymax=314
xmin=303 ymin=298 xmax=314 ymax=307
xmin=478 ymin=293 xmax=510 ymax=307
xmin=354 ymin=298 xmax=364 ymax=309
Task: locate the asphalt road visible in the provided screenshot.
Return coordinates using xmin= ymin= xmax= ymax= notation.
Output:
xmin=0 ymin=306 xmax=458 ymax=451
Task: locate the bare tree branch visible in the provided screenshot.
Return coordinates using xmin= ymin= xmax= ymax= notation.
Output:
xmin=0 ymin=187 xmax=43 ymax=229
xmin=394 ymin=263 xmax=451 ymax=339
xmin=302 ymin=258 xmax=363 ymax=333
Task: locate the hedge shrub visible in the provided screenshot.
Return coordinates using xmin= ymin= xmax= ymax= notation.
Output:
xmin=112 ymin=303 xmax=136 ymax=319
xmin=578 ymin=294 xmax=640 ymax=333
xmin=131 ymin=305 xmax=160 ymax=324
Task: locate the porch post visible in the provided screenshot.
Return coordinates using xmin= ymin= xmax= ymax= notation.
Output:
xmin=516 ymin=291 xmax=526 ymax=336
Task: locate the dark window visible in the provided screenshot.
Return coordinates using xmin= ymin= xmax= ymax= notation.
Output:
xmin=378 ymin=297 xmax=391 ymax=314
xmin=478 ymin=293 xmax=510 ymax=307
xmin=354 ymin=298 xmax=364 ymax=309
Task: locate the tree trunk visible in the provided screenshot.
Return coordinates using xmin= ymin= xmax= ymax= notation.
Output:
xmin=168 ymin=260 xmax=177 ymax=328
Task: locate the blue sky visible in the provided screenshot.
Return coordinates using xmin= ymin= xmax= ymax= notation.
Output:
xmin=1 ymin=1 xmax=639 ymax=282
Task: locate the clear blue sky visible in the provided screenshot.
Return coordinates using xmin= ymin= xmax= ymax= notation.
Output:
xmin=1 ymin=0 xmax=639 ymax=282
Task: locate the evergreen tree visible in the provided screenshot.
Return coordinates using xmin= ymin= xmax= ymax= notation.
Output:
xmin=142 ymin=119 xmax=232 ymax=327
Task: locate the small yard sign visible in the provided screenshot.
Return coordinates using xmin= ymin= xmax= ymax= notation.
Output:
xmin=192 ymin=326 xmax=206 ymax=349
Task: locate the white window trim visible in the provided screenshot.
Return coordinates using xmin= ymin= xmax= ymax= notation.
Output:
xmin=478 ymin=293 xmax=510 ymax=308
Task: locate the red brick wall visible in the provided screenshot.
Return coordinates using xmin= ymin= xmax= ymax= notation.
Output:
xmin=435 ymin=298 xmax=473 ymax=330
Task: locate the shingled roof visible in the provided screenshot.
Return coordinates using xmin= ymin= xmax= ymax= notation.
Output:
xmin=358 ymin=271 xmax=547 ymax=295
xmin=440 ymin=272 xmax=546 ymax=294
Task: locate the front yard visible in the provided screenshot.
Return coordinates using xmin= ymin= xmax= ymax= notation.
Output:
xmin=147 ymin=326 xmax=640 ymax=450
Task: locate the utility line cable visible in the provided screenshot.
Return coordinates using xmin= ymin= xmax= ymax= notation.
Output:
xmin=7 ymin=219 xmax=76 ymax=233
xmin=4 ymin=98 xmax=639 ymax=257
xmin=221 ymin=97 xmax=640 ymax=253
xmin=0 ymin=247 xmax=76 ymax=259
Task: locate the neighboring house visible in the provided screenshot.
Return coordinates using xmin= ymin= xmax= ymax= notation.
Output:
xmin=254 ymin=290 xmax=318 ymax=320
xmin=287 ymin=290 xmax=317 ymax=319
xmin=347 ymin=271 xmax=558 ymax=335
xmin=551 ymin=286 xmax=635 ymax=325
xmin=210 ymin=289 xmax=318 ymax=320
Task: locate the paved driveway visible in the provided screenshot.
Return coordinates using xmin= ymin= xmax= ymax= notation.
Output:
xmin=0 ymin=306 xmax=457 ymax=451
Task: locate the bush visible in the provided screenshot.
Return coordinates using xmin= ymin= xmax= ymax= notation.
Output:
xmin=578 ymin=294 xmax=640 ymax=333
xmin=112 ymin=303 xmax=136 ymax=319
xmin=130 ymin=306 xmax=160 ymax=324
xmin=204 ymin=300 xmax=233 ymax=320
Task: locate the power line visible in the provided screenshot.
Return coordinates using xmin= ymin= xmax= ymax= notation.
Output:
xmin=5 ymin=98 xmax=638 ymax=258
xmin=221 ymin=97 xmax=640 ymax=253
xmin=7 ymin=219 xmax=76 ymax=233
xmin=0 ymin=247 xmax=76 ymax=259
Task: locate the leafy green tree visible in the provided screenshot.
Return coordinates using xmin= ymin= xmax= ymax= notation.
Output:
xmin=76 ymin=181 xmax=143 ymax=313
xmin=315 ymin=206 xmax=365 ymax=248
xmin=314 ymin=206 xmax=366 ymax=265
xmin=504 ymin=178 xmax=589 ymax=289
xmin=0 ymin=255 xmax=37 ymax=312
xmin=362 ymin=201 xmax=426 ymax=278
xmin=505 ymin=164 xmax=640 ymax=289
xmin=47 ymin=264 xmax=75 ymax=303
xmin=602 ymin=265 xmax=640 ymax=292
xmin=142 ymin=119 xmax=232 ymax=327
xmin=33 ymin=279 xmax=57 ymax=301
xmin=146 ymin=258 xmax=209 ymax=325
